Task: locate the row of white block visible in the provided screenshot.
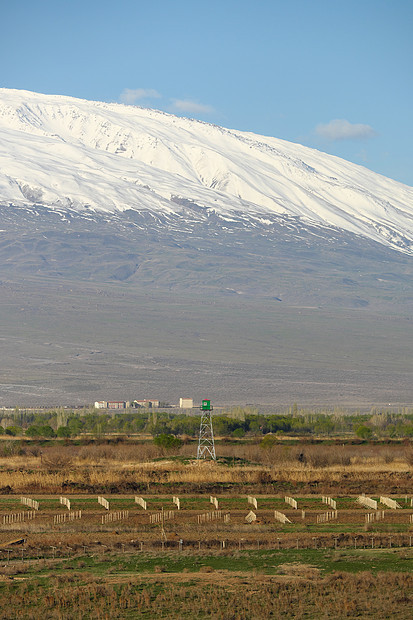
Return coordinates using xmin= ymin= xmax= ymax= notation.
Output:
xmin=10 ymin=494 xmax=410 ymax=516
xmin=365 ymin=511 xmax=385 ymax=523
xmin=380 ymin=496 xmax=402 ymax=509
xmin=210 ymin=496 xmax=219 ymax=510
xmin=21 ymin=497 xmax=39 ymax=511
xmin=150 ymin=510 xmax=175 ymax=524
xmin=317 ymin=510 xmax=338 ymax=524
xmin=60 ymin=496 xmax=71 ymax=510
xmin=248 ymin=496 xmax=258 ymax=509
xmin=274 ymin=510 xmax=292 ymax=524
xmin=135 ymin=496 xmax=147 ymax=510
xmin=197 ymin=510 xmax=230 ymax=524
xmin=102 ymin=510 xmax=129 ymax=525
xmin=322 ymin=496 xmax=337 ymax=510
xmin=97 ymin=496 xmax=109 ymax=510
xmin=358 ymin=495 xmax=403 ymax=510
xmin=357 ymin=495 xmax=378 ymax=510
xmin=53 ymin=510 xmax=82 ymax=525
xmin=3 ymin=511 xmax=36 ymax=525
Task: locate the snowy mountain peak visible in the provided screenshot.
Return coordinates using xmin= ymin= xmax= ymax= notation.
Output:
xmin=1 ymin=88 xmax=412 ymax=254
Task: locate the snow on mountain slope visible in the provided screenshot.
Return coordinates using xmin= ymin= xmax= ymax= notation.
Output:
xmin=0 ymin=88 xmax=412 ymax=254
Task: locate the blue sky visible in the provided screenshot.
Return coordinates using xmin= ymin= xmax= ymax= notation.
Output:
xmin=1 ymin=0 xmax=412 ymax=185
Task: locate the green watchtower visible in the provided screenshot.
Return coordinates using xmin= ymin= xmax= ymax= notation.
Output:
xmin=197 ymin=399 xmax=216 ymax=459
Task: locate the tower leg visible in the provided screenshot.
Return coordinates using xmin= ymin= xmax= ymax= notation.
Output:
xmin=197 ymin=411 xmax=216 ymax=459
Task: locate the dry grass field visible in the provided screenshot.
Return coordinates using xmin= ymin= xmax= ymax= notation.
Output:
xmin=0 ymin=438 xmax=412 ymax=494
xmin=0 ymin=438 xmax=412 ymax=617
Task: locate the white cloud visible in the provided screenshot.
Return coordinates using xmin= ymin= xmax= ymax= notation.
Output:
xmin=170 ymin=99 xmax=215 ymax=115
xmin=315 ymin=119 xmax=378 ymax=141
xmin=119 ymin=88 xmax=161 ymax=104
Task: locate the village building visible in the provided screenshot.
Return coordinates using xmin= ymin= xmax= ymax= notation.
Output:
xmin=94 ymin=401 xmax=129 ymax=409
xmin=179 ymin=397 xmax=194 ymax=408
xmin=132 ymin=399 xmax=159 ymax=408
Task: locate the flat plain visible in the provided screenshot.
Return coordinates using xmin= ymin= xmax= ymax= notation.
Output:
xmin=1 ymin=278 xmax=412 ymax=407
xmin=0 ymin=205 xmax=412 ymax=407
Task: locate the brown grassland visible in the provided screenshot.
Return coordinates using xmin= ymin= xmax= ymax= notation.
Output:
xmin=0 ymin=437 xmax=412 ymax=494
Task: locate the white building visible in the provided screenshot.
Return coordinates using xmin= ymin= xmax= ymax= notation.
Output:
xmin=179 ymin=398 xmax=193 ymax=408
xmin=94 ymin=401 xmax=129 ymax=409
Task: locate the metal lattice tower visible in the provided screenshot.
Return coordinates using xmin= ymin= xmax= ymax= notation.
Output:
xmin=197 ymin=399 xmax=216 ymax=460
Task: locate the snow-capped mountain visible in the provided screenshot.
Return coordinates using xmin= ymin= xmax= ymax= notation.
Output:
xmin=1 ymin=89 xmax=413 ymax=407
xmin=0 ymin=88 xmax=412 ymax=255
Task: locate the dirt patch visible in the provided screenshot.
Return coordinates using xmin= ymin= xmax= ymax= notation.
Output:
xmin=276 ymin=562 xmax=320 ymax=579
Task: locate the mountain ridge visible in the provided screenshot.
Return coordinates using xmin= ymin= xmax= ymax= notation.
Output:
xmin=1 ymin=88 xmax=412 ymax=255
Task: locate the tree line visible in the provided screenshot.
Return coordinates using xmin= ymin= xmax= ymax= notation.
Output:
xmin=0 ymin=406 xmax=412 ymax=439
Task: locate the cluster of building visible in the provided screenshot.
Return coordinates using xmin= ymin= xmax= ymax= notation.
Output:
xmin=94 ymin=397 xmax=194 ymax=410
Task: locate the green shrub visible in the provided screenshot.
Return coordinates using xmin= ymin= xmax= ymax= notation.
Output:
xmin=153 ymin=433 xmax=182 ymax=450
xmin=354 ymin=425 xmax=373 ymax=440
xmin=26 ymin=425 xmax=56 ymax=438
xmin=57 ymin=426 xmax=72 ymax=438
xmin=5 ymin=426 xmax=22 ymax=436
